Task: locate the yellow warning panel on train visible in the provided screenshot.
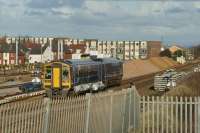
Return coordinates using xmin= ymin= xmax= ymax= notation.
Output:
xmin=53 ymin=67 xmax=61 ymax=89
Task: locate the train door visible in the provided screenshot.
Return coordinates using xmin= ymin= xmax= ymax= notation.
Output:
xmin=62 ymin=65 xmax=71 ymax=89
xmin=51 ymin=64 xmax=62 ymax=90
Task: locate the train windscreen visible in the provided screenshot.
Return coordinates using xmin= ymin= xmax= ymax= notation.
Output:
xmin=62 ymin=67 xmax=69 ymax=80
xmin=45 ymin=66 xmax=51 ymax=79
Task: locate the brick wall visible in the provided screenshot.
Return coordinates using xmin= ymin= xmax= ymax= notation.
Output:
xmin=9 ymin=52 xmax=25 ymax=65
xmin=147 ymin=41 xmax=162 ymax=58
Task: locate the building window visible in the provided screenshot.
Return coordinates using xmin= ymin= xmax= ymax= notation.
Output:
xmin=10 ymin=53 xmax=15 ymax=57
xmin=11 ymin=60 xmax=15 ymax=64
xmin=4 ymin=60 xmax=7 ymax=65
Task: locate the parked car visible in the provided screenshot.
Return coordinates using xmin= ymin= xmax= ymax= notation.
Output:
xmin=19 ymin=77 xmax=42 ymax=93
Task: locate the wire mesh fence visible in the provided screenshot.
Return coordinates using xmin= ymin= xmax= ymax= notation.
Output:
xmin=0 ymin=87 xmax=140 ymax=133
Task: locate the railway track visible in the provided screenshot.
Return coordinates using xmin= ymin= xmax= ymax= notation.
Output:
xmin=0 ymin=82 xmax=29 ymax=89
xmin=112 ymin=60 xmax=200 ymax=95
xmin=0 ymin=81 xmax=45 ymax=104
xmin=0 ymin=60 xmax=199 ymax=104
xmin=0 ymin=72 xmax=31 ymax=77
xmin=0 ymin=90 xmax=46 ymax=105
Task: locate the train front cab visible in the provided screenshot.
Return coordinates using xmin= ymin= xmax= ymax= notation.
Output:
xmin=43 ymin=62 xmax=72 ymax=94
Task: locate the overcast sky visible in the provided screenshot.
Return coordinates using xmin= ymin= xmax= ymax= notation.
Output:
xmin=0 ymin=0 xmax=200 ymax=46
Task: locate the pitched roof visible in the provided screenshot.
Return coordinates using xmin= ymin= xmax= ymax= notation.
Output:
xmin=29 ymin=47 xmax=42 ymax=55
xmin=52 ymin=43 xmax=69 ymax=52
xmin=29 ymin=43 xmax=49 ymax=55
xmin=0 ymin=43 xmax=28 ymax=54
xmin=69 ymin=44 xmax=86 ymax=53
xmin=169 ymin=45 xmax=185 ymax=53
xmin=51 ymin=41 xmax=71 ymax=53
xmin=0 ymin=37 xmax=6 ymax=44
xmin=23 ymin=42 xmax=41 ymax=49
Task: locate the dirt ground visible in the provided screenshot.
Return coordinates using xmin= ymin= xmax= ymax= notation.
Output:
xmin=166 ymin=72 xmax=200 ymax=96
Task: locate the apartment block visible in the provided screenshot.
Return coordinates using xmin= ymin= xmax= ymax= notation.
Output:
xmin=87 ymin=40 xmax=150 ymax=60
xmin=1 ymin=36 xmax=161 ymax=61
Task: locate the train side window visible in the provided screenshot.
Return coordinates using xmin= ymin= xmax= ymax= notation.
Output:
xmin=63 ymin=67 xmax=69 ymax=80
xmin=45 ymin=66 xmax=51 ymax=79
xmin=88 ymin=65 xmax=99 ymax=82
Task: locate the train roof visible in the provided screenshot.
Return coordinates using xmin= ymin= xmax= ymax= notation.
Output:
xmin=65 ymin=58 xmax=122 ymax=66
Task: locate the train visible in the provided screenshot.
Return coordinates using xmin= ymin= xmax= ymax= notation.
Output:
xmin=42 ymin=58 xmax=123 ymax=94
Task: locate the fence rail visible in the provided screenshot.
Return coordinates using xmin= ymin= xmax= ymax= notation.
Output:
xmin=0 ymin=87 xmax=140 ymax=133
xmin=140 ymin=96 xmax=200 ymax=133
xmin=1 ymin=86 xmax=200 ymax=133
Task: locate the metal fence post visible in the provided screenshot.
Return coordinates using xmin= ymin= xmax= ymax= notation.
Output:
xmin=128 ymin=87 xmax=132 ymax=132
xmin=198 ymin=97 xmax=200 ymax=133
xmin=85 ymin=93 xmax=91 ymax=133
xmin=109 ymin=90 xmax=113 ymax=133
xmin=122 ymin=89 xmax=127 ymax=133
xmin=134 ymin=86 xmax=141 ymax=132
xmin=195 ymin=97 xmax=198 ymax=133
xmin=44 ymin=98 xmax=51 ymax=133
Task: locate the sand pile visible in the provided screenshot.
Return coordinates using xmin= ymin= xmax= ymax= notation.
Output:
xmin=162 ymin=57 xmax=179 ymax=67
xmin=149 ymin=57 xmax=179 ymax=70
xmin=123 ymin=60 xmax=160 ymax=80
xmin=123 ymin=57 xmax=180 ymax=80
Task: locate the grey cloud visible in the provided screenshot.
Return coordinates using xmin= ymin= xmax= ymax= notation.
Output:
xmin=153 ymin=9 xmax=161 ymax=13
xmin=69 ymin=13 xmax=103 ymax=26
xmin=0 ymin=1 xmax=5 ymax=6
xmin=51 ymin=10 xmax=72 ymax=16
xmin=68 ymin=9 xmax=185 ymax=31
xmin=7 ymin=3 xmax=19 ymax=7
xmin=166 ymin=7 xmax=186 ymax=14
xmin=27 ymin=0 xmax=62 ymax=9
xmin=196 ymin=8 xmax=200 ymax=13
xmin=0 ymin=1 xmax=200 ymax=46
xmin=0 ymin=1 xmax=20 ymax=8
xmin=93 ymin=12 xmax=107 ymax=17
xmin=27 ymin=0 xmax=84 ymax=9
xmin=24 ymin=10 xmax=45 ymax=16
